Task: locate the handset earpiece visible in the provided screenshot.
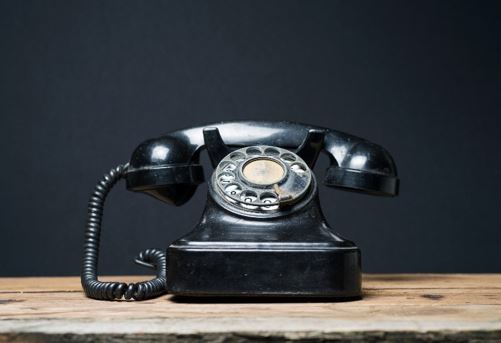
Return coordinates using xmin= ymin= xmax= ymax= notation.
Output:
xmin=125 ymin=135 xmax=205 ymax=206
xmin=323 ymin=136 xmax=399 ymax=196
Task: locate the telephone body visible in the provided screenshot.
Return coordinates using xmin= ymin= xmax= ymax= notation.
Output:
xmin=82 ymin=121 xmax=399 ymax=300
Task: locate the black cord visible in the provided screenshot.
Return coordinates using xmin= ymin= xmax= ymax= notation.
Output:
xmin=81 ymin=163 xmax=167 ymax=300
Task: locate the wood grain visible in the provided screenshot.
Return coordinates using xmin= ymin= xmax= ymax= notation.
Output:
xmin=0 ymin=274 xmax=500 ymax=342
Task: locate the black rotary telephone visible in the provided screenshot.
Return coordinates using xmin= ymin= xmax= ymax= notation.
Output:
xmin=82 ymin=121 xmax=399 ymax=300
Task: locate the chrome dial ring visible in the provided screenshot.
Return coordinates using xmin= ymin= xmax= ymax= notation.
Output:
xmin=213 ymin=145 xmax=312 ymax=212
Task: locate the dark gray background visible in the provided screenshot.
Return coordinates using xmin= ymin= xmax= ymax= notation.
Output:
xmin=1 ymin=1 xmax=500 ymax=276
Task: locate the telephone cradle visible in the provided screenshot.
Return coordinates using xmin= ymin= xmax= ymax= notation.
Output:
xmin=81 ymin=121 xmax=399 ymax=300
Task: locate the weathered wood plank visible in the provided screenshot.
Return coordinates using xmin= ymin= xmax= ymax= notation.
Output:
xmin=2 ymin=274 xmax=500 ymax=292
xmin=0 ymin=274 xmax=500 ymax=342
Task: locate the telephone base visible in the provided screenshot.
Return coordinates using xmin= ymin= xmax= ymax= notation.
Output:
xmin=166 ymin=245 xmax=361 ymax=298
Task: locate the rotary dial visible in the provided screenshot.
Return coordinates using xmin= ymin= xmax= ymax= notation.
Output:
xmin=213 ymin=145 xmax=312 ymax=212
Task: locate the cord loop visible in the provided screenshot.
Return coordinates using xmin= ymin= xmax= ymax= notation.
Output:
xmin=81 ymin=163 xmax=167 ymax=301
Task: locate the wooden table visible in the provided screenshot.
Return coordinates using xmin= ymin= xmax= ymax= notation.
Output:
xmin=0 ymin=274 xmax=500 ymax=342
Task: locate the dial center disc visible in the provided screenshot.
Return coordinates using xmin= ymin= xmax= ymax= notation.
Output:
xmin=242 ymin=158 xmax=285 ymax=185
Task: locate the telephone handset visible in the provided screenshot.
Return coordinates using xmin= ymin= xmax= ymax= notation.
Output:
xmin=82 ymin=121 xmax=399 ymax=300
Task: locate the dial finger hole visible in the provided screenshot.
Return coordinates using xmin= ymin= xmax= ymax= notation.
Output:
xmin=290 ymin=163 xmax=307 ymax=176
xmin=280 ymin=152 xmax=296 ymax=163
xmin=246 ymin=147 xmax=262 ymax=156
xmin=240 ymin=190 xmax=258 ymax=203
xmin=264 ymin=147 xmax=280 ymax=156
xmin=224 ymin=183 xmax=243 ymax=196
xmin=221 ymin=162 xmax=237 ymax=172
xmin=260 ymin=192 xmax=278 ymax=204
xmin=229 ymin=152 xmax=246 ymax=162
xmin=218 ymin=172 xmax=235 ymax=184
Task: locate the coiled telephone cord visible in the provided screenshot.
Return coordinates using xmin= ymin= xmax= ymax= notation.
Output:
xmin=81 ymin=163 xmax=167 ymax=300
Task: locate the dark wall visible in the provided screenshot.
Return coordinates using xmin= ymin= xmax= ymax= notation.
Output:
xmin=1 ymin=1 xmax=500 ymax=276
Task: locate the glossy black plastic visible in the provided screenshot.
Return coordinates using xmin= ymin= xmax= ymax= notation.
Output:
xmin=167 ymin=179 xmax=362 ymax=297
